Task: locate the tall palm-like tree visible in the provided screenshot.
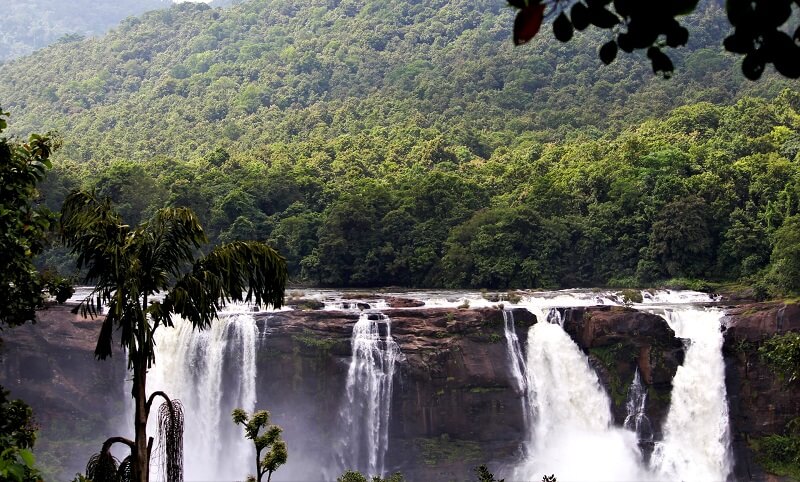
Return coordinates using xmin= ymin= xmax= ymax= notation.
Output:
xmin=60 ymin=191 xmax=287 ymax=482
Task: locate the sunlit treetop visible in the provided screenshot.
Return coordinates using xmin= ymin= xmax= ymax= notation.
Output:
xmin=509 ymin=0 xmax=800 ymax=80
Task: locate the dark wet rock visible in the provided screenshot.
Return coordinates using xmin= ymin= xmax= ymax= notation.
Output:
xmin=723 ymin=302 xmax=800 ymax=481
xmin=385 ymin=297 xmax=425 ymax=308
xmin=561 ymin=306 xmax=683 ymax=454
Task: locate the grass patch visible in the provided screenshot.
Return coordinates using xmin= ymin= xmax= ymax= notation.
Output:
xmin=468 ymin=386 xmax=505 ymax=394
xmin=660 ymin=278 xmax=717 ymax=292
xmin=292 ymin=331 xmax=337 ymax=351
xmin=415 ymin=434 xmax=481 ymax=466
xmin=607 ymin=277 xmax=639 ymax=289
xmin=620 ymin=289 xmax=643 ymax=304
xmin=751 ymin=433 xmax=800 ymax=479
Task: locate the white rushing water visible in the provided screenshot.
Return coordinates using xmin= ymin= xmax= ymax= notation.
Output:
xmin=513 ymin=319 xmax=647 ymax=482
xmin=502 ymin=310 xmax=533 ymax=429
xmin=335 ymin=313 xmax=402 ymax=477
xmin=651 ymin=308 xmax=731 ymax=481
xmin=502 ymin=310 xmax=528 ymax=394
xmin=624 ymin=369 xmax=653 ymax=444
xmin=145 ymin=309 xmax=259 ymax=481
xmin=511 ymin=303 xmax=730 ymax=482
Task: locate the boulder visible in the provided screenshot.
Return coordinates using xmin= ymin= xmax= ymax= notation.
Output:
xmin=562 ymin=306 xmax=684 ymax=449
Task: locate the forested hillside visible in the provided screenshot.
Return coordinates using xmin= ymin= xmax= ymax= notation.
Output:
xmin=0 ymin=0 xmax=170 ymax=61
xmin=1 ymin=0 xmax=798 ymax=292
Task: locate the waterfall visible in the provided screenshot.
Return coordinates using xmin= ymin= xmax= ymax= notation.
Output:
xmin=624 ymin=369 xmax=653 ymax=445
xmin=514 ymin=304 xmax=731 ymax=481
xmin=502 ymin=309 xmax=533 ymax=431
xmin=651 ymin=308 xmax=731 ymax=481
xmin=146 ymin=310 xmax=259 ymax=481
xmin=502 ymin=310 xmax=528 ymax=394
xmin=514 ymin=320 xmax=646 ymax=482
xmin=336 ymin=313 xmax=402 ymax=477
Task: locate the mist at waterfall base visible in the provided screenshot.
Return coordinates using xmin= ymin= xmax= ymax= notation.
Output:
xmin=116 ymin=290 xmax=731 ymax=481
xmin=510 ymin=306 xmax=730 ymax=482
xmin=117 ymin=308 xmax=262 ymax=481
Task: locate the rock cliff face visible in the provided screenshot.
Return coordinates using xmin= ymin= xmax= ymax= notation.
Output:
xmin=562 ymin=306 xmax=684 ymax=454
xmin=723 ymin=302 xmax=800 ymax=481
xmin=0 ymin=304 xmax=127 ymax=476
xmin=252 ymin=307 xmax=537 ymax=480
xmin=2 ymin=300 xmax=799 ymax=480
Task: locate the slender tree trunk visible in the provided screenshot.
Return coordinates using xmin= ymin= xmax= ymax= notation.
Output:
xmin=256 ymin=448 xmax=263 ymax=482
xmin=134 ymin=356 xmax=150 ymax=482
xmin=135 ymin=296 xmax=150 ymax=482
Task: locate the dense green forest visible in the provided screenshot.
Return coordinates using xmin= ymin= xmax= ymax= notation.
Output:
xmin=0 ymin=0 xmax=798 ymax=292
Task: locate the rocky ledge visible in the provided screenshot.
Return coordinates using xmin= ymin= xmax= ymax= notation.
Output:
xmin=1 ymin=300 xmax=798 ymax=480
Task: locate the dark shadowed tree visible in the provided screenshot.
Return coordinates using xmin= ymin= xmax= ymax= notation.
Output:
xmin=645 ymin=196 xmax=713 ymax=279
xmin=0 ymin=108 xmax=58 ymax=327
xmin=508 ymin=0 xmax=800 ymax=80
xmin=60 ymin=191 xmax=287 ymax=482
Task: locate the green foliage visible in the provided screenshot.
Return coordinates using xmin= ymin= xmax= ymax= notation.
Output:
xmin=620 ymin=289 xmax=643 ymax=304
xmin=0 ymin=108 xmax=58 ymax=327
xmin=0 ymin=2 xmax=799 ymax=292
xmin=337 ymin=471 xmax=368 ymax=482
xmin=60 ymin=190 xmax=287 ymax=479
xmin=759 ymin=332 xmax=800 ymax=383
xmin=475 ymin=464 xmax=504 ymax=482
xmin=752 ymin=419 xmax=800 ymax=479
xmin=232 ymin=408 xmax=287 ymax=482
xmin=336 ymin=470 xmax=404 ymax=482
xmin=41 ymin=271 xmax=75 ymax=303
xmin=0 ymin=389 xmax=40 ymax=482
xmin=769 ymin=216 xmax=800 ymax=295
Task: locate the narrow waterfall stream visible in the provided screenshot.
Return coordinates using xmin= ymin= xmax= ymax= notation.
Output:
xmin=502 ymin=310 xmax=528 ymax=394
xmin=624 ymin=369 xmax=653 ymax=446
xmin=335 ymin=313 xmax=402 ymax=477
xmin=145 ymin=310 xmax=259 ymax=481
xmin=502 ymin=309 xmax=533 ymax=429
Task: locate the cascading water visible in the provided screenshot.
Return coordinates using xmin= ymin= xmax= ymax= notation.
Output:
xmin=513 ymin=316 xmax=647 ymax=482
xmin=651 ymin=308 xmax=731 ymax=481
xmin=502 ymin=310 xmax=528 ymax=394
xmin=502 ymin=309 xmax=533 ymax=428
xmin=335 ymin=313 xmax=402 ymax=477
xmin=145 ymin=310 xmax=259 ymax=481
xmin=513 ymin=302 xmax=731 ymax=481
xmin=106 ymin=289 xmax=731 ymax=481
xmin=624 ymin=369 xmax=653 ymax=446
